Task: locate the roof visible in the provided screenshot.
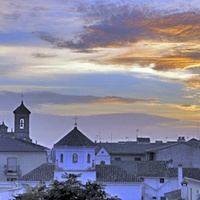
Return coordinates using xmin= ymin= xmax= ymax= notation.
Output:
xmin=96 ymin=142 xmax=170 ymax=155
xmin=19 ymin=163 xmax=55 ymax=182
xmin=0 ymin=137 xmax=48 ymax=152
xmin=0 ymin=122 xmax=8 ymax=129
xmin=19 ymin=163 xmax=141 ymax=183
xmin=137 ymin=137 xmax=150 ymax=143
xmin=137 ymin=161 xmax=171 ymax=177
xmin=54 ymin=127 xmax=95 ymax=147
xmin=145 ymin=142 xmax=190 ymax=153
xmin=13 ymin=101 xmax=31 ymax=115
xmin=111 ymin=161 xmax=138 ymax=175
xmin=186 ymin=138 xmax=200 ymax=146
xmin=96 ymin=164 xmax=141 ymax=183
xmin=164 ymin=189 xmax=181 ymax=199
xmin=137 ymin=161 xmax=200 ymax=179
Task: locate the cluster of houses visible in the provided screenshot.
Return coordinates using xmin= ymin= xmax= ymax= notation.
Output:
xmin=0 ymin=100 xmax=200 ymax=200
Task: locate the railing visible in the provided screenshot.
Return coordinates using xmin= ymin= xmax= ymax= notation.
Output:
xmin=4 ymin=165 xmax=21 ymax=177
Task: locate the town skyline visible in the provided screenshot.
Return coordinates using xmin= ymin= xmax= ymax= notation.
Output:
xmin=0 ymin=0 xmax=199 ymax=148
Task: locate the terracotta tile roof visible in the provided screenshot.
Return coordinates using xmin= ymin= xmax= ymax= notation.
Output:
xmin=137 ymin=161 xmax=200 ymax=180
xmin=96 ymin=164 xmax=141 ymax=183
xmin=164 ymin=189 xmax=181 ymax=199
xmin=137 ymin=161 xmax=170 ymax=177
xmin=19 ymin=163 xmax=141 ymax=183
xmin=19 ymin=163 xmax=55 ymax=182
xmin=13 ymin=101 xmax=31 ymax=114
xmin=111 ymin=161 xmax=137 ymax=175
xmin=0 ymin=137 xmax=48 ymax=152
xmin=54 ymin=127 xmax=95 ymax=147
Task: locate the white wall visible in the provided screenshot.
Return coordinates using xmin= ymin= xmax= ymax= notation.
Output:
xmin=185 ymin=177 xmax=200 ymax=200
xmin=54 ymin=146 xmax=96 ymax=170
xmin=104 ymin=182 xmax=142 ymax=200
xmin=0 ymin=182 xmax=22 ymax=200
xmin=96 ymin=147 xmax=110 ymax=165
xmin=0 ymin=152 xmax=47 ymax=181
xmin=143 ymin=177 xmax=178 ymax=200
xmin=54 ymin=170 xmax=96 ymax=184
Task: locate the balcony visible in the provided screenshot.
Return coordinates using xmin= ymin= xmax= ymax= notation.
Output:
xmin=4 ymin=165 xmax=21 ymax=177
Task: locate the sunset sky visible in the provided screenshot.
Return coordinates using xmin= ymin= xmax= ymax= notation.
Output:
xmin=0 ymin=0 xmax=199 ymax=148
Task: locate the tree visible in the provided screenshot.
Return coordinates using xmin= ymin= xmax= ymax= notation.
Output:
xmin=14 ymin=173 xmax=121 ymax=200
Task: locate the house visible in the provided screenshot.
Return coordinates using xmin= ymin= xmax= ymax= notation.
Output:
xmin=183 ymin=176 xmax=200 ymax=200
xmin=136 ymin=161 xmax=200 ymax=200
xmin=145 ymin=140 xmax=200 ymax=167
xmin=165 ymin=167 xmax=200 ymax=200
xmin=95 ymin=139 xmax=171 ymax=163
xmin=0 ymin=137 xmax=48 ymax=182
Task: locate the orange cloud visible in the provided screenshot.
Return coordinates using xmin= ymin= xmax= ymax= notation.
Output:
xmin=91 ymin=96 xmax=158 ymax=104
xmin=175 ymin=104 xmax=199 ymax=111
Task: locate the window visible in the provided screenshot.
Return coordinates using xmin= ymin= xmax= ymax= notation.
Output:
xmin=20 ymin=118 xmax=24 ymax=129
xmin=7 ymin=178 xmax=17 ymax=182
xmin=87 ymin=154 xmax=91 ymax=163
xmin=60 ymin=154 xmax=63 ymax=163
xmin=114 ymin=157 xmax=121 ymax=161
xmin=73 ymin=153 xmax=78 ymax=163
xmin=135 ymin=157 xmax=141 ymax=161
xmin=7 ymin=158 xmax=17 ymax=173
xmin=160 ymin=197 xmax=166 ymax=200
xmin=100 ymin=161 xmax=105 ymax=165
xmin=152 ymin=197 xmax=157 ymax=199
xmin=149 ymin=152 xmax=155 ymax=161
xmin=160 ymin=178 xmax=164 ymax=183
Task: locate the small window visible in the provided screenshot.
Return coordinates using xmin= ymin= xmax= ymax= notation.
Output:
xmin=160 ymin=197 xmax=166 ymax=200
xmin=135 ymin=157 xmax=141 ymax=161
xmin=7 ymin=178 xmax=17 ymax=182
xmin=152 ymin=197 xmax=157 ymax=199
xmin=60 ymin=154 xmax=63 ymax=163
xmin=87 ymin=154 xmax=91 ymax=163
xmin=73 ymin=153 xmax=78 ymax=163
xmin=160 ymin=178 xmax=164 ymax=183
xmin=114 ymin=157 xmax=121 ymax=161
xmin=100 ymin=161 xmax=105 ymax=165
xmin=20 ymin=119 xmax=24 ymax=129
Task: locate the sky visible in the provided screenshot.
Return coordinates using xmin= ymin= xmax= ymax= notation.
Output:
xmin=0 ymin=0 xmax=199 ymax=148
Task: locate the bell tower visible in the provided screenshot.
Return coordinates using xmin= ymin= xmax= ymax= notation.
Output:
xmin=13 ymin=101 xmax=31 ymax=141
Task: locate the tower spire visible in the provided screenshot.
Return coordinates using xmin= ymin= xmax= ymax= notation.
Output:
xmin=73 ymin=116 xmax=78 ymax=127
xmin=21 ymin=93 xmax=24 ymax=103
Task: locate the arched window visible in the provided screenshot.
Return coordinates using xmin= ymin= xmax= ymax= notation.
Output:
xmin=20 ymin=119 xmax=24 ymax=129
xmin=87 ymin=154 xmax=91 ymax=163
xmin=100 ymin=161 xmax=105 ymax=165
xmin=60 ymin=153 xmax=63 ymax=163
xmin=73 ymin=153 xmax=78 ymax=163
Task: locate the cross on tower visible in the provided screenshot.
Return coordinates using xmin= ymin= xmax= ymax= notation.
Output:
xmin=21 ymin=93 xmax=24 ymax=102
xmin=73 ymin=116 xmax=78 ymax=127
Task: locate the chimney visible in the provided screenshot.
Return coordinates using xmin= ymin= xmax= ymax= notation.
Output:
xmin=178 ymin=164 xmax=183 ymax=189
